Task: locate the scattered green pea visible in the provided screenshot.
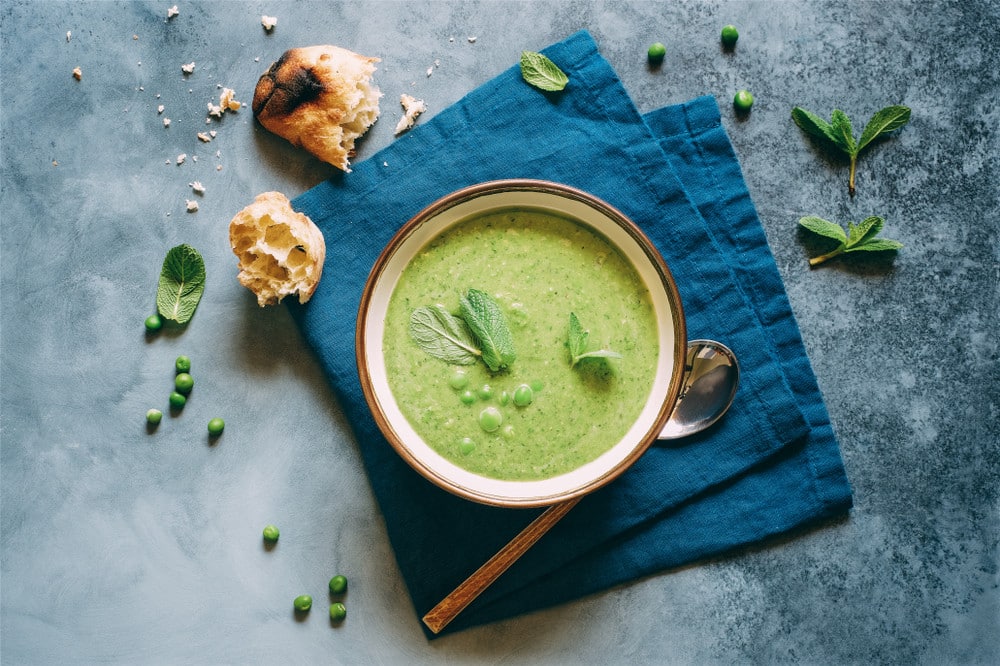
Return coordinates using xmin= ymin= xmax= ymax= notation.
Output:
xmin=174 ymin=372 xmax=194 ymax=395
xmin=477 ymin=384 xmax=494 ymax=400
xmin=293 ymin=595 xmax=312 ymax=612
xmin=478 ymin=406 xmax=503 ymax=433
xmin=721 ymin=24 xmax=739 ymax=47
xmin=647 ymin=42 xmax=666 ymax=65
xmin=328 ymin=575 xmax=348 ymax=595
xmin=329 ymin=602 xmax=347 ymax=622
xmin=459 ymin=390 xmax=476 ymax=405
xmin=513 ymin=384 xmax=534 ymax=407
xmin=499 ymin=391 xmax=510 ymax=406
xmin=448 ymin=369 xmax=469 ymax=390
xmin=733 ymin=89 xmax=754 ymax=112
xmin=207 ymin=417 xmax=225 ymax=436
xmin=146 ymin=408 xmax=163 ymax=425
xmin=459 ymin=437 xmax=476 ymax=455
xmin=144 ymin=314 xmax=162 ymax=332
xmin=168 ymin=391 xmax=187 ymax=409
xmin=262 ymin=524 xmax=280 ymax=542
xmin=175 ymin=355 xmax=192 ymax=373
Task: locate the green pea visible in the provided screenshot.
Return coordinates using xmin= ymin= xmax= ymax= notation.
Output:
xmin=513 ymin=384 xmax=534 ymax=407
xmin=207 ymin=417 xmax=225 ymax=436
xmin=647 ymin=42 xmax=666 ymax=64
xmin=144 ymin=314 xmax=162 ymax=332
xmin=478 ymin=406 xmax=503 ymax=432
xmin=262 ymin=524 xmax=280 ymax=542
xmin=501 ymin=425 xmax=515 ymax=440
xmin=448 ymin=369 xmax=469 ymax=390
xmin=733 ymin=89 xmax=754 ymax=112
xmin=459 ymin=390 xmax=476 ymax=405
xmin=477 ymin=384 xmax=494 ymax=400
xmin=459 ymin=437 xmax=476 ymax=455
xmin=174 ymin=372 xmax=194 ymax=395
xmin=146 ymin=408 xmax=163 ymax=425
xmin=293 ymin=595 xmax=312 ymax=612
xmin=168 ymin=391 xmax=187 ymax=409
xmin=175 ymin=355 xmax=192 ymax=373
xmin=329 ymin=602 xmax=347 ymax=622
xmin=499 ymin=391 xmax=510 ymax=406
xmin=721 ymin=24 xmax=739 ymax=47
xmin=328 ymin=575 xmax=348 ymax=595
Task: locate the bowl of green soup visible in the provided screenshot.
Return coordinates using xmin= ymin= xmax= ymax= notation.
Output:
xmin=357 ymin=180 xmax=686 ymax=508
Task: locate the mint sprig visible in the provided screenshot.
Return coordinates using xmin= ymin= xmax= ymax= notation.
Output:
xmin=791 ymin=104 xmax=911 ymax=196
xmin=567 ymin=312 xmax=622 ymax=367
xmin=520 ymin=51 xmax=568 ymax=92
xmin=799 ymin=215 xmax=903 ymax=266
xmin=156 ymin=244 xmax=206 ymax=324
xmin=409 ymin=290 xmax=516 ymax=373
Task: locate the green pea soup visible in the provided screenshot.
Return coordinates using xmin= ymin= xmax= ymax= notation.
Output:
xmin=382 ymin=207 xmax=660 ymax=481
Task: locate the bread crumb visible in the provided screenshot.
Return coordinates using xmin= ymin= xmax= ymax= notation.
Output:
xmin=176 ymin=153 xmax=186 ymax=165
xmin=189 ymin=181 xmax=205 ymax=194
xmin=210 ymin=130 xmax=217 ymax=138
xmin=133 ymin=34 xmax=138 ymax=40
xmin=66 ymin=31 xmax=71 ymax=42
xmin=468 ymin=36 xmax=477 ymax=43
xmin=185 ymin=200 xmax=199 ymax=212
xmin=163 ymin=118 xmax=171 ymax=127
xmin=181 ymin=62 xmax=195 ymax=74
xmin=167 ymin=5 xmax=178 ymax=18
xmin=157 ymin=104 xmax=165 ymax=114
xmin=426 ymin=66 xmax=433 ymax=77
xmin=220 ymin=87 xmax=241 ymax=111
xmin=72 ymin=66 xmax=82 ymax=80
xmin=53 ymin=160 xmax=59 ymax=166
xmin=197 ymin=132 xmax=212 ymax=142
xmin=394 ymin=94 xmax=426 ymax=135
xmin=261 ymin=15 xmax=277 ymax=31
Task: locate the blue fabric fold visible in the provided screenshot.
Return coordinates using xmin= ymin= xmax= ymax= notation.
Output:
xmin=288 ymin=30 xmax=852 ymax=636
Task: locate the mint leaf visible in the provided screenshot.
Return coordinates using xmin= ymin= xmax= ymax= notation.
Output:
xmin=799 ymin=215 xmax=902 ymax=266
xmin=520 ymin=51 xmax=568 ymax=92
xmin=567 ymin=312 xmax=622 ymax=368
xmin=409 ymin=305 xmax=481 ymax=365
xmin=790 ymin=107 xmax=839 ymax=146
xmin=156 ymin=244 xmax=205 ymax=324
xmin=792 ymin=104 xmax=911 ymax=195
xmin=799 ymin=215 xmax=847 ymax=243
xmin=858 ymin=105 xmax=911 ymax=152
xmin=459 ymin=289 xmax=516 ymax=372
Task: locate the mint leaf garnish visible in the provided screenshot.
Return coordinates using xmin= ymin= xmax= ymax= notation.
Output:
xmin=459 ymin=289 xmax=516 ymax=372
xmin=520 ymin=51 xmax=568 ymax=92
xmin=791 ymin=104 xmax=910 ymax=196
xmin=567 ymin=312 xmax=622 ymax=367
xmin=799 ymin=215 xmax=903 ymax=266
xmin=409 ymin=305 xmax=481 ymax=365
xmin=156 ymin=244 xmax=205 ymax=324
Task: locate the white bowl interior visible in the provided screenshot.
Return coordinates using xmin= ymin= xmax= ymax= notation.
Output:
xmin=362 ymin=186 xmax=681 ymax=506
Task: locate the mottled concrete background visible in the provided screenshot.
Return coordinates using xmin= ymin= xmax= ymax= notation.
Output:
xmin=2 ymin=1 xmax=997 ymax=663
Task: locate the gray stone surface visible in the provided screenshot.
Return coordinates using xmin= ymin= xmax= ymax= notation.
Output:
xmin=2 ymin=1 xmax=997 ymax=663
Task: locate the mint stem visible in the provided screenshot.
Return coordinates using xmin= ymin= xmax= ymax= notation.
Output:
xmin=809 ymin=247 xmax=844 ymax=266
xmin=848 ymin=155 xmax=857 ymax=196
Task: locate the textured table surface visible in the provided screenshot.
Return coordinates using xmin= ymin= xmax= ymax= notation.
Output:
xmin=2 ymin=1 xmax=997 ymax=663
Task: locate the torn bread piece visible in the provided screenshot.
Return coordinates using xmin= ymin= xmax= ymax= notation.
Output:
xmin=228 ymin=192 xmax=326 ymax=306
xmin=394 ymin=93 xmax=426 ymax=135
xmin=252 ymin=45 xmax=381 ymax=171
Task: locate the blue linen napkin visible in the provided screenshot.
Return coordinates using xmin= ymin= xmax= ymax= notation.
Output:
xmin=288 ymin=30 xmax=852 ymax=636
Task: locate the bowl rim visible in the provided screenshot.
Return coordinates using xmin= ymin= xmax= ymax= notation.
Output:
xmin=356 ymin=179 xmax=687 ymax=508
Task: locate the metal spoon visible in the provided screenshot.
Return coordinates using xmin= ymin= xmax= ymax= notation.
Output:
xmin=422 ymin=340 xmax=740 ymax=634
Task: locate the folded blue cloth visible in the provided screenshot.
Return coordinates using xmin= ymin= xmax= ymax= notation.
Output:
xmin=289 ymin=30 xmax=852 ymax=636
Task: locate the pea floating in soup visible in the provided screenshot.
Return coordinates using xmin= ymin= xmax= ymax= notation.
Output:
xmin=383 ymin=208 xmax=659 ymax=481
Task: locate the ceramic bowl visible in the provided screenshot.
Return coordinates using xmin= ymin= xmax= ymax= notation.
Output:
xmin=356 ymin=180 xmax=686 ymax=508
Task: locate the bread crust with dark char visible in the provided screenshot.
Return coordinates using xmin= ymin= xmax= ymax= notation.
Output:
xmin=252 ymin=45 xmax=381 ymax=171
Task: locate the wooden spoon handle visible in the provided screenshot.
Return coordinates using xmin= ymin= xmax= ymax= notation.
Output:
xmin=421 ymin=497 xmax=582 ymax=634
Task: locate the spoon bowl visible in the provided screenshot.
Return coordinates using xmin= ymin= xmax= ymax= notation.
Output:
xmin=659 ymin=340 xmax=739 ymax=440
